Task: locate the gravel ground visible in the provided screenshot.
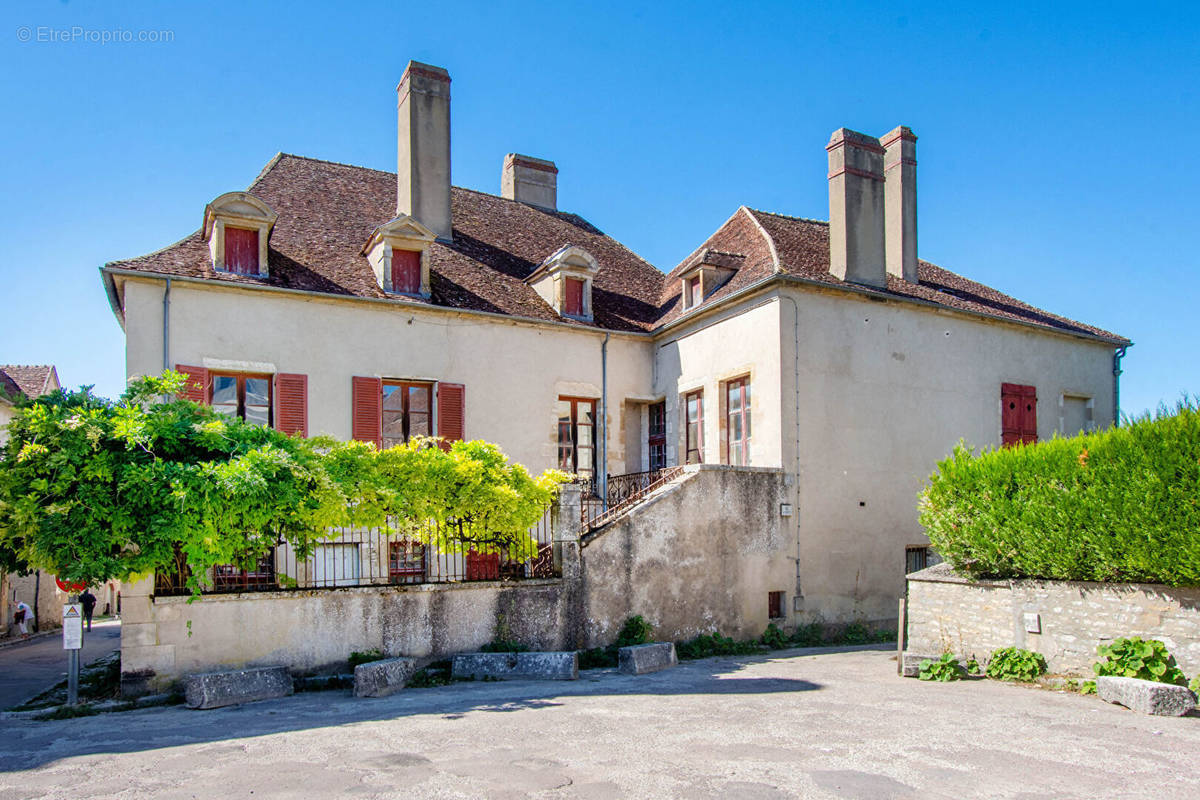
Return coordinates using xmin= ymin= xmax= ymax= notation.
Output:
xmin=1 ymin=644 xmax=1197 ymax=799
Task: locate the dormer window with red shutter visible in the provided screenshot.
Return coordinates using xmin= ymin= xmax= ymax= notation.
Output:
xmin=679 ymin=249 xmax=742 ymax=313
xmin=525 ymin=245 xmax=598 ymax=321
xmin=203 ymin=192 xmax=277 ymax=277
xmin=362 ymin=215 xmax=436 ymax=297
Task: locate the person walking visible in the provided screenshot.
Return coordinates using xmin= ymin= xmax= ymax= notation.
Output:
xmin=13 ymin=600 xmax=32 ymax=639
xmin=79 ymin=588 xmax=97 ymax=631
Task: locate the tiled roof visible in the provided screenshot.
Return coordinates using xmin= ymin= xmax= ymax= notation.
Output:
xmin=0 ymin=369 xmax=24 ymax=404
xmin=658 ymin=207 xmax=1128 ymax=342
xmin=104 ymin=154 xmax=1125 ymax=344
xmin=105 ymin=155 xmax=667 ymax=333
xmin=0 ymin=365 xmax=57 ymax=398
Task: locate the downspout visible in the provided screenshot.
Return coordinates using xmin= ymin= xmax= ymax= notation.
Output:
xmin=1112 ymin=345 xmax=1127 ymax=426
xmin=600 ymin=332 xmax=610 ymax=511
xmin=162 ymin=278 xmax=172 ymax=374
xmin=783 ymin=295 xmax=803 ymax=608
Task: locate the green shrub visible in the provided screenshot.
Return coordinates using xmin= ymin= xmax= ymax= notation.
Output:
xmin=966 ymin=657 xmax=981 ymax=675
xmin=348 ymin=649 xmax=385 ymax=667
xmin=918 ymin=653 xmax=964 ymax=682
xmin=578 ymin=646 xmax=618 ymax=670
xmin=1189 ymin=674 xmax=1200 ymax=696
xmin=676 ymin=632 xmax=761 ymax=660
xmin=1092 ymin=637 xmax=1188 ymax=685
xmin=760 ymin=623 xmax=789 ymax=650
xmin=985 ymin=647 xmax=1047 ymax=682
xmin=790 ymin=623 xmax=824 ymax=647
xmin=615 ymin=615 xmax=653 ymax=648
xmin=919 ymin=402 xmax=1200 ymax=585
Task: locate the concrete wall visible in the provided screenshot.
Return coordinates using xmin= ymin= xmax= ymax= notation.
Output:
xmin=580 ymin=466 xmax=792 ymax=646
xmin=777 ymin=284 xmax=1116 ymax=626
xmin=122 ymin=277 xmax=654 ymax=476
xmin=905 ymin=565 xmax=1200 ymax=676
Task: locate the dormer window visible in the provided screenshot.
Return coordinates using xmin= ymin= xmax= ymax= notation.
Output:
xmin=362 ymin=216 xmax=437 ymax=297
xmin=685 ymin=275 xmax=702 ymax=309
xmin=391 ymin=249 xmax=422 ymax=295
xmin=679 ymin=249 xmax=744 ymax=313
xmin=203 ymin=192 xmax=277 ymax=278
xmin=526 ymin=245 xmax=599 ymax=321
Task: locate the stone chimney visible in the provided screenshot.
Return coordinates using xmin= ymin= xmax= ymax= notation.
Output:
xmin=826 ymin=128 xmax=886 ymax=288
xmin=397 ymin=61 xmax=452 ymax=240
xmin=501 ymin=154 xmax=558 ymax=210
xmin=882 ymin=126 xmax=918 ymax=282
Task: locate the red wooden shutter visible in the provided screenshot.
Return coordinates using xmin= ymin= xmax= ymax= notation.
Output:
xmin=175 ymin=365 xmax=209 ymax=404
xmin=1001 ymin=383 xmax=1037 ymax=446
xmin=437 ymin=383 xmax=465 ymax=449
xmin=351 ymin=376 xmax=382 ymax=447
xmin=274 ymin=373 xmax=308 ymax=436
xmin=564 ymin=278 xmax=584 ymax=316
xmin=391 ymin=249 xmax=421 ymax=294
xmin=225 ymin=227 xmax=259 ymax=274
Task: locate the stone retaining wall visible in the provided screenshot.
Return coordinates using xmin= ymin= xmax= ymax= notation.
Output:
xmin=905 ymin=563 xmax=1200 ymax=676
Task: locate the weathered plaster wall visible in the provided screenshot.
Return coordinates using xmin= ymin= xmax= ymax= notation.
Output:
xmin=121 ymin=277 xmax=654 ymax=476
xmin=777 ymin=285 xmax=1117 ymax=626
xmin=580 ymin=466 xmax=792 ymax=646
xmin=0 ymin=402 xmax=14 ymax=445
xmin=2 ymin=571 xmax=65 ymax=637
xmin=905 ymin=565 xmax=1200 ymax=676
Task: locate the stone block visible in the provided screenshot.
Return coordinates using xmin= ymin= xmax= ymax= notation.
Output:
xmin=452 ymin=651 xmax=578 ymax=681
xmin=900 ymin=652 xmax=939 ymax=678
xmin=618 ymin=642 xmax=677 ymax=675
xmin=354 ymin=657 xmax=417 ymax=698
xmin=1097 ymin=676 xmax=1197 ymax=717
xmin=184 ymin=666 xmax=293 ymax=709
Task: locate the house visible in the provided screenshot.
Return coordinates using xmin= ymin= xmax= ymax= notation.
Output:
xmin=101 ymin=62 xmax=1128 ymax=683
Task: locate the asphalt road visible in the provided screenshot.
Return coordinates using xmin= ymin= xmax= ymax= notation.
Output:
xmin=0 ymin=619 xmax=121 ymax=710
xmin=1 ymin=645 xmax=1197 ymax=799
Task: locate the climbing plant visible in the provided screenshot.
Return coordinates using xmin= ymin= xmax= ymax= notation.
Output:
xmin=0 ymin=372 xmax=567 ymax=594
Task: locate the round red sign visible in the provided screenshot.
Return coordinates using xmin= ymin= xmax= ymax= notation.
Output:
xmin=55 ymin=578 xmax=87 ymax=593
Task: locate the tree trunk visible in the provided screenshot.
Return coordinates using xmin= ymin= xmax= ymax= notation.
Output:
xmin=33 ymin=571 xmax=41 ymax=633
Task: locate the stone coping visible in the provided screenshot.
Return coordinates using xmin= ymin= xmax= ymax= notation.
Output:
xmin=906 ymin=562 xmax=1200 ymax=595
xmin=152 ymin=577 xmax=563 ymax=605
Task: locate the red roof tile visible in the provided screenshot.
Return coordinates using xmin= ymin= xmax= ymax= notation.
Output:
xmin=0 ymin=365 xmax=57 ymax=398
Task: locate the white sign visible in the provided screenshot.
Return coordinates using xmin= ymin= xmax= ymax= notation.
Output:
xmin=62 ymin=603 xmax=83 ymax=650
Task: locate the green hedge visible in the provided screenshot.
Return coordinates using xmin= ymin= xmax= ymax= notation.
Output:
xmin=919 ymin=402 xmax=1200 ymax=586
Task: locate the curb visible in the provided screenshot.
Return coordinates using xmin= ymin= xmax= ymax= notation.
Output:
xmin=0 ymin=629 xmax=60 ymax=650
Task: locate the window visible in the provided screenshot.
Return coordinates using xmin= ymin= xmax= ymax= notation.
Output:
xmin=557 ymin=397 xmax=597 ymax=478
xmin=684 ymin=390 xmax=703 ymax=464
xmin=223 ymin=227 xmax=260 ymax=275
xmin=905 ymin=546 xmax=942 ymax=574
xmin=768 ymin=591 xmax=784 ymax=620
xmin=391 ymin=248 xmax=422 ymax=294
xmin=213 ymin=551 xmax=276 ymax=591
xmin=313 ymin=543 xmax=361 ymax=587
xmin=683 ymin=275 xmax=702 ymax=309
xmin=1001 ymin=383 xmax=1037 ymax=446
xmin=725 ymin=377 xmax=751 ymax=466
xmin=382 ymin=381 xmax=432 ymax=448
xmin=388 ymin=539 xmax=426 ymax=584
xmin=211 ymin=373 xmax=272 ymax=426
xmin=565 ymin=277 xmax=585 ymax=316
xmin=648 ymin=401 xmax=667 ymax=471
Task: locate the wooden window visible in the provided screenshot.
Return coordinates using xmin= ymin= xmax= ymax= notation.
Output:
xmin=351 ymin=376 xmax=383 ymax=447
xmin=382 ymin=381 xmax=433 ymax=448
xmin=313 ymin=543 xmax=361 ymax=587
xmin=388 ymin=540 xmax=426 ymax=584
xmin=557 ymin=397 xmax=597 ymax=478
xmin=684 ymin=275 xmax=702 ymax=309
xmin=906 ymin=546 xmax=942 ymax=574
xmin=224 ymin=227 xmax=259 ymax=275
xmin=648 ymin=401 xmax=667 ymax=471
xmin=210 ymin=373 xmax=272 ymax=426
xmin=1001 ymin=383 xmax=1038 ymax=446
xmin=725 ymin=377 xmax=751 ymax=466
xmin=436 ymin=383 xmax=465 ymax=448
xmin=274 ymin=373 xmax=308 ymax=436
xmin=564 ymin=277 xmax=586 ymax=316
xmin=768 ymin=590 xmax=784 ymax=620
xmin=175 ymin=364 xmax=209 ymax=404
xmin=213 ymin=551 xmax=276 ymax=592
xmin=391 ymin=248 xmax=421 ymax=294
xmin=684 ymin=390 xmax=703 ymax=464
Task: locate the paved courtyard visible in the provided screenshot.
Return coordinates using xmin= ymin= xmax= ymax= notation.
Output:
xmin=1 ymin=645 xmax=1197 ymax=799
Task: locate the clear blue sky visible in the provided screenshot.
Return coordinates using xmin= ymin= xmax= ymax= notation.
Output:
xmin=1 ymin=0 xmax=1196 ymax=416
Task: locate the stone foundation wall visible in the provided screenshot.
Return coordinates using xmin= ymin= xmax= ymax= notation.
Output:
xmin=905 ymin=563 xmax=1200 ymax=676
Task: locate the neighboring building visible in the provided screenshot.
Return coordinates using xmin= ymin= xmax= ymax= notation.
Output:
xmin=101 ymin=61 xmax=1128 ymax=636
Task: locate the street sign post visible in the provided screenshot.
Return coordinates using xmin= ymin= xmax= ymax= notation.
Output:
xmin=63 ymin=602 xmax=83 ymax=704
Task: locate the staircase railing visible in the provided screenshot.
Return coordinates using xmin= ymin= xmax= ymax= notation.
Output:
xmin=578 ymin=466 xmax=685 ymax=532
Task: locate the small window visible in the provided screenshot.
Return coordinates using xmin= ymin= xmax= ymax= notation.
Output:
xmin=684 ymin=390 xmax=703 ymax=464
xmin=224 ymin=227 xmax=259 ymax=275
xmin=391 ymin=248 xmax=422 ymax=294
xmin=725 ymin=377 xmax=751 ymax=466
xmin=210 ymin=373 xmax=272 ymax=426
xmin=768 ymin=591 xmax=784 ymax=620
xmin=1001 ymin=383 xmax=1037 ymax=446
xmin=212 ymin=550 xmax=276 ymax=592
xmin=648 ymin=401 xmax=667 ymax=471
xmin=564 ymin=277 xmax=585 ymax=316
xmin=388 ymin=539 xmax=426 ymax=584
xmin=382 ymin=381 xmax=433 ymax=448
xmin=683 ymin=275 xmax=702 ymax=309
xmin=557 ymin=396 xmax=597 ymax=478
xmin=905 ymin=546 xmax=942 ymax=574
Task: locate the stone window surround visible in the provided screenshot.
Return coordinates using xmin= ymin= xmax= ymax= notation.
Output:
xmin=203 ymin=191 xmax=277 ymax=278
xmin=718 ymin=371 xmax=753 ymax=466
xmin=362 ymin=215 xmax=436 ymax=298
xmin=1058 ymin=391 xmax=1095 ymax=434
xmin=526 ymin=245 xmax=599 ymax=322
xmin=679 ymin=263 xmax=737 ymax=313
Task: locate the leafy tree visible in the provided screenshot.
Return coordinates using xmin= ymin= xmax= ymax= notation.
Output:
xmin=0 ymin=372 xmax=567 ymax=594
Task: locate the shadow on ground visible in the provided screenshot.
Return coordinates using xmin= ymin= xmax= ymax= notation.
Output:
xmin=0 ymin=646 xmax=872 ymax=773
